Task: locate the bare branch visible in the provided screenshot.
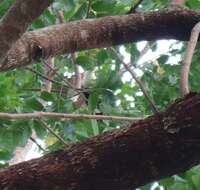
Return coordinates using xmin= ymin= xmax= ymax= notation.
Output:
xmin=30 ymin=136 xmax=45 ymax=152
xmin=86 ymin=0 xmax=92 ymax=18
xmin=180 ymin=22 xmax=200 ymax=97
xmin=0 ymin=112 xmax=143 ymax=122
xmin=137 ymin=42 xmax=152 ymax=62
xmin=1 ymin=9 xmax=200 ymax=71
xmin=111 ymin=48 xmax=159 ymax=114
xmin=39 ymin=120 xmax=67 ymax=145
xmin=72 ymin=54 xmax=82 ymax=89
xmin=58 ymin=10 xmax=83 ymax=92
xmin=43 ymin=60 xmax=75 ymax=90
xmin=23 ymin=88 xmax=68 ymax=95
xmin=118 ymin=42 xmax=153 ymax=76
xmin=127 ymin=0 xmax=144 ymax=14
xmin=26 ymin=67 xmax=72 ymax=90
xmin=42 ymin=58 xmax=55 ymax=92
xmin=57 ymin=10 xmax=65 ymax=23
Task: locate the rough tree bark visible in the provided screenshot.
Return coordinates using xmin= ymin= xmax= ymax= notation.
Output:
xmin=1 ymin=9 xmax=200 ymax=71
xmin=1 ymin=92 xmax=200 ymax=190
xmin=0 ymin=0 xmax=52 ymax=64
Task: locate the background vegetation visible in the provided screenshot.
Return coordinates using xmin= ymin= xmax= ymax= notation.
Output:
xmin=1 ymin=0 xmax=200 ymax=189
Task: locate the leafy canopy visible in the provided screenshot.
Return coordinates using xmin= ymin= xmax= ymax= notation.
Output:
xmin=1 ymin=0 xmax=200 ymax=189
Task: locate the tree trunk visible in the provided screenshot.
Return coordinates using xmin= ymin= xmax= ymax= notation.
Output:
xmin=1 ymin=92 xmax=200 ymax=190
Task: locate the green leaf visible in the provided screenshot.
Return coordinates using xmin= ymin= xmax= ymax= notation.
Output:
xmin=25 ymin=97 xmax=44 ymax=111
xmin=40 ymin=91 xmax=54 ymax=101
xmin=88 ymin=91 xmax=99 ymax=112
xmin=0 ymin=149 xmax=12 ymax=161
xmin=91 ymin=119 xmax=99 ymax=136
xmin=92 ymin=0 xmax=116 ymax=13
xmin=186 ymin=0 xmax=200 ymax=8
xmin=76 ymin=54 xmax=93 ymax=70
xmin=33 ymin=120 xmax=47 ymax=139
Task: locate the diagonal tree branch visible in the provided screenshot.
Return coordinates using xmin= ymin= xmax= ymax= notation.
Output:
xmin=0 ymin=0 xmax=52 ymax=64
xmin=39 ymin=120 xmax=67 ymax=145
xmin=29 ymin=136 xmax=45 ymax=152
xmin=1 ymin=92 xmax=200 ymax=189
xmin=26 ymin=67 xmax=73 ymax=90
xmin=127 ymin=0 xmax=144 ymax=14
xmin=1 ymin=9 xmax=200 ymax=71
xmin=111 ymin=47 xmax=159 ymax=114
xmin=180 ymin=22 xmax=200 ymax=97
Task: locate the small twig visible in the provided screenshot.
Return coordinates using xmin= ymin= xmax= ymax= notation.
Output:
xmin=57 ymin=10 xmax=65 ymax=23
xmin=137 ymin=42 xmax=152 ymax=62
xmin=111 ymin=47 xmax=159 ymax=114
xmin=44 ymin=58 xmax=57 ymax=77
xmin=26 ymin=67 xmax=72 ymax=90
xmin=57 ymin=10 xmax=82 ymax=91
xmin=118 ymin=42 xmax=153 ymax=76
xmin=39 ymin=120 xmax=67 ymax=145
xmin=43 ymin=60 xmax=58 ymax=75
xmin=42 ymin=58 xmax=55 ymax=92
xmin=72 ymin=54 xmax=82 ymax=89
xmin=86 ymin=0 xmax=92 ymax=18
xmin=43 ymin=60 xmax=75 ymax=89
xmin=127 ymin=0 xmax=144 ymax=14
xmin=23 ymin=88 xmax=68 ymax=94
xmin=180 ymin=22 xmax=200 ymax=97
xmin=41 ymin=11 xmax=76 ymax=93
xmin=30 ymin=137 xmax=45 ymax=152
xmin=0 ymin=112 xmax=143 ymax=122
xmin=57 ymin=10 xmax=84 ymax=104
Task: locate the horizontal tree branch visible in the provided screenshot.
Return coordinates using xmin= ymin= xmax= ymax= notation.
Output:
xmin=1 ymin=9 xmax=200 ymax=71
xmin=1 ymin=92 xmax=200 ymax=189
xmin=0 ymin=0 xmax=52 ymax=64
xmin=23 ymin=88 xmax=68 ymax=94
xmin=0 ymin=112 xmax=142 ymax=122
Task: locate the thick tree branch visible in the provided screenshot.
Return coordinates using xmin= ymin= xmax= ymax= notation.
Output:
xmin=1 ymin=92 xmax=200 ymax=189
xmin=0 ymin=0 xmax=52 ymax=64
xmin=1 ymin=9 xmax=200 ymax=71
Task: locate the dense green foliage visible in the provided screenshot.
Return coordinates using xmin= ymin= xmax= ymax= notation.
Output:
xmin=0 ymin=0 xmax=200 ymax=189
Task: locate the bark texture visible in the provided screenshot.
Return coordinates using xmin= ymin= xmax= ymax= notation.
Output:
xmin=1 ymin=9 xmax=200 ymax=71
xmin=1 ymin=92 xmax=200 ymax=190
xmin=0 ymin=0 xmax=52 ymax=64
